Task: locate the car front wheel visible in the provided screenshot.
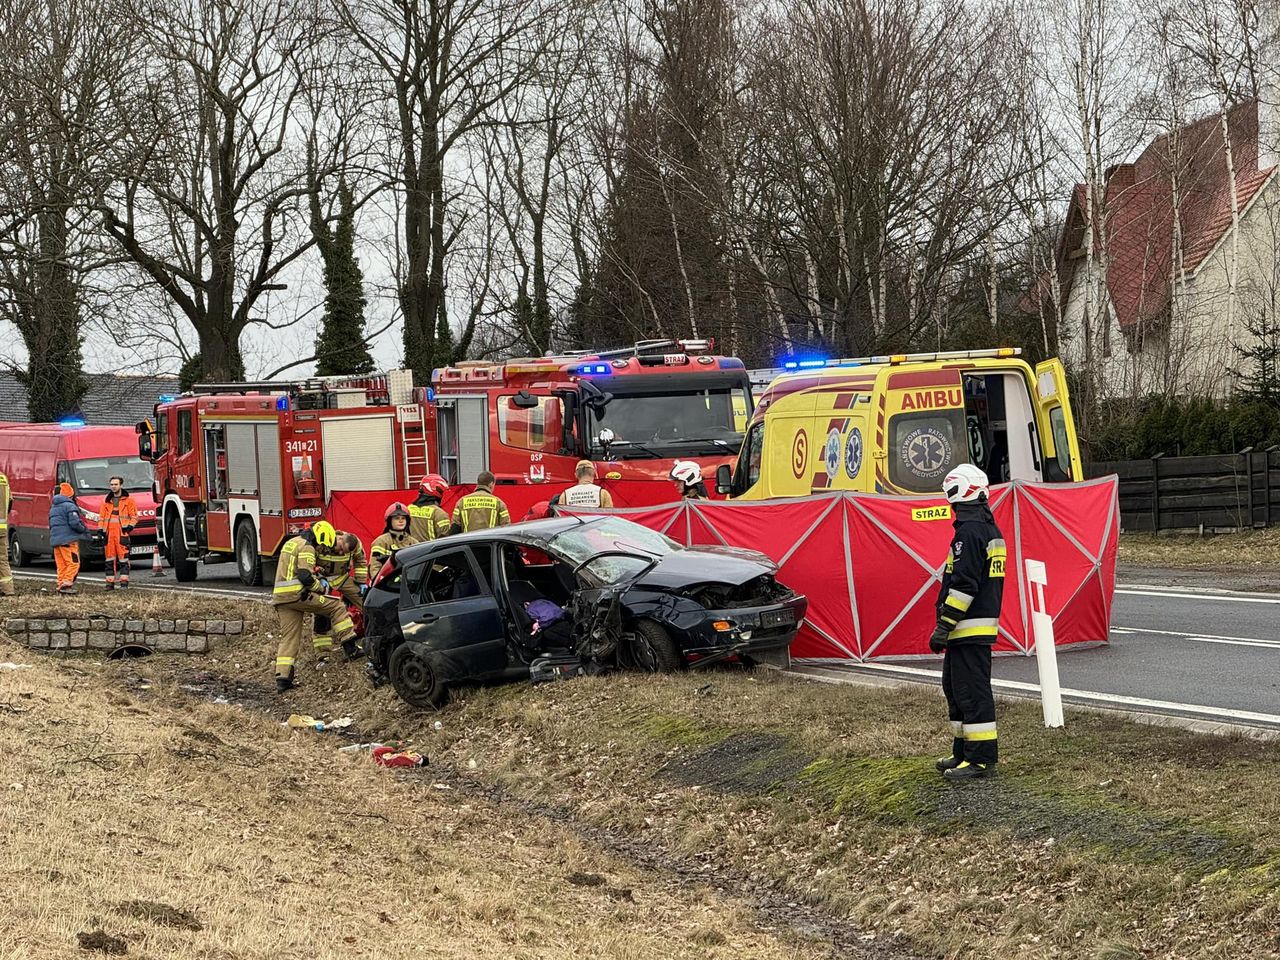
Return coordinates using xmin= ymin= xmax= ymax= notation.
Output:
xmin=628 ymin=619 xmax=683 ymax=674
xmin=8 ymin=529 xmax=31 ymax=567
xmin=389 ymin=642 xmax=448 ymax=709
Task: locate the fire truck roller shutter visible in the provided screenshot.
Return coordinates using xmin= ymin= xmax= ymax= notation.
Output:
xmin=257 ymin=423 xmax=283 ymax=513
xmin=320 ymin=416 xmax=396 ymax=496
xmin=449 ymin=398 xmax=489 ymax=482
xmin=226 ymin=424 xmax=260 ymax=495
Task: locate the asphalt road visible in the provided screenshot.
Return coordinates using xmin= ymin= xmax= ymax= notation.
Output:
xmin=802 ymin=574 xmax=1280 ymax=731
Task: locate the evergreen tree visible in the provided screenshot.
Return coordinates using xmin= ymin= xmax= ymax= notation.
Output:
xmin=311 ymin=181 xmax=373 ymax=376
xmin=1235 ymin=308 xmax=1280 ymax=405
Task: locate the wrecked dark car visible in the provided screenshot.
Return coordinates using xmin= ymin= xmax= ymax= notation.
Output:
xmin=361 ymin=516 xmax=808 ymax=708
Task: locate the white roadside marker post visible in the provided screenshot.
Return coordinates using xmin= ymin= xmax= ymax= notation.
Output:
xmin=1024 ymin=559 xmax=1065 ymax=728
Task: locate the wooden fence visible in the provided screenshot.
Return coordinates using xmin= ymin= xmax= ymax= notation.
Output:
xmin=1087 ymin=450 xmax=1280 ymax=531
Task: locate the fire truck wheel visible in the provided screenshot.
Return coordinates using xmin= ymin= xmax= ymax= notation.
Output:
xmin=8 ymin=528 xmax=31 ymax=567
xmin=235 ymin=520 xmax=263 ymax=587
xmin=389 ymin=642 xmax=448 ymax=709
xmin=167 ymin=519 xmax=198 ymax=583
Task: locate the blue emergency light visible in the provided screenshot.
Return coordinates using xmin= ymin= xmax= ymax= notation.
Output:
xmin=577 ymin=363 xmax=610 ymax=375
xmin=158 ymin=394 xmax=177 ymax=403
xmin=426 ymin=387 xmax=436 ymax=402
xmin=59 ymin=417 xmax=86 ymax=428
xmin=276 ymin=396 xmax=290 ymax=411
xmin=782 ymin=357 xmax=828 ymax=370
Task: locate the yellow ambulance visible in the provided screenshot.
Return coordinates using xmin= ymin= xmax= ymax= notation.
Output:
xmin=717 ymin=348 xmax=1082 ymax=500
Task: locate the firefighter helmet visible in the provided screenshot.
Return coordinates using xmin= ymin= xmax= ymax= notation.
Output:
xmin=943 ymin=464 xmax=989 ymax=503
xmin=669 ymin=461 xmax=702 ymax=486
xmin=384 ymin=501 xmax=410 ymax=522
xmin=418 ymin=473 xmax=449 ymax=499
xmin=311 ymin=520 xmax=338 ymax=547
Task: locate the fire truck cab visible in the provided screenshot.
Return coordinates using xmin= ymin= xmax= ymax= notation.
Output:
xmin=137 ymin=372 xmax=425 ymax=585
xmin=718 ymin=348 xmax=1083 ymax=499
xmin=429 ymin=339 xmax=752 ymax=487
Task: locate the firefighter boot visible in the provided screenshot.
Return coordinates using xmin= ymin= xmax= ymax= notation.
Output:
xmin=935 ymin=754 xmax=964 ymax=773
xmin=943 ymin=761 xmax=997 ymax=781
xmin=342 ymin=638 xmax=363 ymax=662
xmin=276 ymin=668 xmax=300 ymax=694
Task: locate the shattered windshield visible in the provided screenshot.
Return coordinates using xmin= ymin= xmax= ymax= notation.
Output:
xmin=548 ymin=517 xmax=678 ymax=567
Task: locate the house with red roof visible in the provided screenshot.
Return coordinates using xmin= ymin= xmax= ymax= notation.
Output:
xmin=1051 ymin=97 xmax=1279 ymax=398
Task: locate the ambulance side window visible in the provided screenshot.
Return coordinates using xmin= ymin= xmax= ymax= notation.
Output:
xmin=734 ymin=421 xmax=765 ymax=494
xmin=177 ymin=410 xmax=193 ymax=455
xmin=1046 ymin=408 xmax=1074 ymax=481
xmin=888 ymin=412 xmax=966 ymax=494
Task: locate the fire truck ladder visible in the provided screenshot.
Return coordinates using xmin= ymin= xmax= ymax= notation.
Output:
xmin=399 ymin=404 xmax=431 ymax=487
xmin=560 ymin=338 xmax=713 ymax=360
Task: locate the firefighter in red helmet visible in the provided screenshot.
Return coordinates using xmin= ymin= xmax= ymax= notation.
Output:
xmin=371 ymin=501 xmax=419 ymax=567
xmin=409 ymin=474 xmax=451 ymax=542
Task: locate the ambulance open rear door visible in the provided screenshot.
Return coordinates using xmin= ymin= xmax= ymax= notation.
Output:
xmin=1034 ymin=359 xmax=1083 ymax=482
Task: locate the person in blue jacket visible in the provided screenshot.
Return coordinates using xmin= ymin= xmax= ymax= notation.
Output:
xmin=50 ymin=482 xmax=88 ymax=595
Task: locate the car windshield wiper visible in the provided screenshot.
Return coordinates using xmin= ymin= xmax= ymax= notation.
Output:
xmin=674 ymin=436 xmax=740 ymax=451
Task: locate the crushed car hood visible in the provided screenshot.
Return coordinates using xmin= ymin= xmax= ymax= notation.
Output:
xmin=635 ymin=546 xmax=776 ymax=590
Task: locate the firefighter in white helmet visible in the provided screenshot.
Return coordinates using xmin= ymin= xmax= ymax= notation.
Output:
xmin=930 ymin=463 xmax=1004 ymax=780
xmin=669 ymin=461 xmax=708 ymax=499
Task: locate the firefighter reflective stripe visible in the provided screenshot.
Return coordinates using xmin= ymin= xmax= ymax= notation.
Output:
xmin=962 ymin=722 xmax=998 ymax=741
xmin=274 ymin=537 xmax=316 ymax=602
xmin=276 ymin=656 xmax=296 ymax=667
xmin=950 ymin=720 xmax=964 ymax=736
xmin=946 ymin=589 xmax=973 ymax=611
xmin=313 ymin=634 xmax=334 ymax=650
xmin=409 ymin=504 xmax=450 ymax=541
xmin=454 ymin=493 xmax=509 ymax=532
xmin=948 ymin=617 xmax=1000 ymax=639
xmin=987 ymin=539 xmax=1007 ymax=577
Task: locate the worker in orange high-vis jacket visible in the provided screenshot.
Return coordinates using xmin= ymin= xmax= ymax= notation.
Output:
xmin=98 ymin=475 xmax=139 ymax=589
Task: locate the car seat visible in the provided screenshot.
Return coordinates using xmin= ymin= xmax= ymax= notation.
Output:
xmin=506 ymin=580 xmax=541 ymax=633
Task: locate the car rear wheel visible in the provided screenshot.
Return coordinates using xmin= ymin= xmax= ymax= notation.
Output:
xmin=167 ymin=519 xmax=198 ymax=583
xmin=389 ymin=643 xmax=448 ymax=709
xmin=8 ymin=529 xmax=31 ymax=567
xmin=234 ymin=520 xmax=263 ymax=587
xmin=628 ymin=619 xmax=683 ymax=674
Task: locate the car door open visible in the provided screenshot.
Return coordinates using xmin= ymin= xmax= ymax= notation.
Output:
xmin=399 ymin=547 xmax=508 ymax=679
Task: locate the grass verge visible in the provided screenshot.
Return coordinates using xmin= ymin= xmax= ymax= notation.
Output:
xmin=0 ymin=645 xmax=836 ymax=959
xmin=1121 ymin=528 xmax=1280 ymax=570
xmin=4 ymin=585 xmax=1279 ymax=959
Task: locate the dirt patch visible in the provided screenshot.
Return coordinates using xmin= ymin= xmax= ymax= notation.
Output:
xmin=662 ymin=732 xmax=813 ymax=794
xmin=115 ymin=900 xmax=202 ymax=931
xmin=76 ymin=930 xmax=127 ymax=954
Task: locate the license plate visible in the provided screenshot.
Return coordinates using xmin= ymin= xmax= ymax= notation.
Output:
xmin=760 ymin=608 xmax=795 ymax=629
xmin=130 ymin=545 xmax=153 ymax=557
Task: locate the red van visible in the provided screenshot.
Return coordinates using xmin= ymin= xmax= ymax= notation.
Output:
xmin=0 ymin=422 xmax=158 ymax=567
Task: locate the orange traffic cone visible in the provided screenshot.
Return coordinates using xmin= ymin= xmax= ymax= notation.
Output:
xmin=151 ymin=544 xmax=166 ymax=577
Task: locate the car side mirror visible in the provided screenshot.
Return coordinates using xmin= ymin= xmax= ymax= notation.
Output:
xmin=716 ymin=463 xmax=732 ymax=495
xmin=135 ymin=420 xmax=155 ymax=462
xmin=511 ymin=390 xmax=539 ymax=409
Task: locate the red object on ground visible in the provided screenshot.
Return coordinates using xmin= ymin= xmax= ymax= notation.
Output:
xmin=372 ymin=745 xmax=427 ymax=768
xmin=332 ymin=478 xmax=1119 ymax=662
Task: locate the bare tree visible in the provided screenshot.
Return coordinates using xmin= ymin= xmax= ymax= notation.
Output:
xmin=0 ymin=0 xmax=137 ymax=420
xmin=98 ymin=0 xmax=332 ymax=384
xmin=333 ymin=0 xmax=559 ymax=382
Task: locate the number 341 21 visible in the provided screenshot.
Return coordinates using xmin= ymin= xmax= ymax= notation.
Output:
xmin=285 ymin=439 xmax=318 ymax=454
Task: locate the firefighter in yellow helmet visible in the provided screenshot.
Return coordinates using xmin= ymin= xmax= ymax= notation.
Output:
xmin=311 ymin=529 xmax=369 ymax=662
xmin=0 ymin=468 xmax=14 ymax=597
xmin=409 ymin=474 xmax=452 ymax=542
xmin=271 ymin=520 xmax=357 ymax=693
xmin=371 ymin=501 xmax=418 ymax=567
xmin=450 ymin=471 xmax=510 ymax=534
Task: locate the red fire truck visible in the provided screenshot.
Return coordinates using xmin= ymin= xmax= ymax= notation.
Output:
xmin=428 ymin=339 xmax=752 ymax=485
xmin=137 ymin=372 xmax=427 ymax=585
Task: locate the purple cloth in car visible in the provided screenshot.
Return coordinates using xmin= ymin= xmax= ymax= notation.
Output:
xmin=525 ymin=599 xmax=565 ymax=628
